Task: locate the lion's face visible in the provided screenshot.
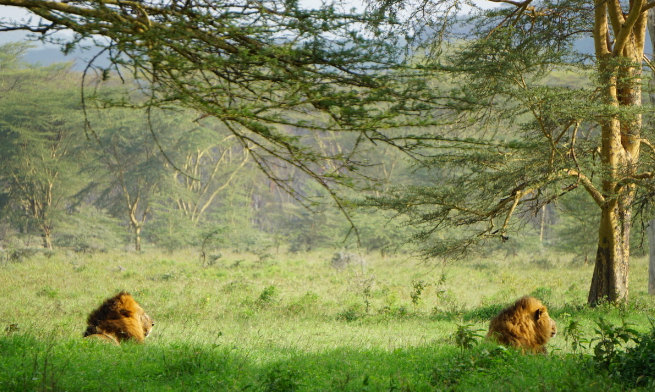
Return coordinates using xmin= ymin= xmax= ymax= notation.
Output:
xmin=139 ymin=311 xmax=154 ymax=337
xmin=549 ymin=318 xmax=557 ymax=338
xmin=535 ymin=307 xmax=556 ymax=342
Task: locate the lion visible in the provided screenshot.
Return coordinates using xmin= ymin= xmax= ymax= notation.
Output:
xmin=83 ymin=291 xmax=154 ymax=345
xmin=486 ymin=296 xmax=557 ymax=354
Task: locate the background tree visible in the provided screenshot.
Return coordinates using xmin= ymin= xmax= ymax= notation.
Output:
xmin=147 ymin=116 xmax=255 ymax=250
xmin=0 ymin=43 xmax=84 ymax=248
xmin=82 ymin=107 xmax=182 ymax=251
xmin=168 ymin=119 xmax=251 ymax=226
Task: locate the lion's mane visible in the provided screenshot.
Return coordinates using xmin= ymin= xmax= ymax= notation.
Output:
xmin=486 ymin=296 xmax=556 ymax=353
xmin=83 ymin=291 xmax=154 ymax=345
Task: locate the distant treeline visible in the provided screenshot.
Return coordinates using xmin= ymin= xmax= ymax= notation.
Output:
xmin=0 ymin=42 xmax=625 ymax=258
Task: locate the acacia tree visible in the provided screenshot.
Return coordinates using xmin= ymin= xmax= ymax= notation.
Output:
xmin=83 ymin=107 xmax=184 ymax=251
xmin=168 ymin=120 xmax=252 ymax=226
xmin=146 ymin=116 xmax=256 ymax=250
xmin=0 ymin=43 xmax=84 ymax=248
xmin=361 ymin=0 xmax=655 ymax=304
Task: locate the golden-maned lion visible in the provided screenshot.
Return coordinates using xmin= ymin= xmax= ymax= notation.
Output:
xmin=83 ymin=291 xmax=154 ymax=345
xmin=486 ymin=296 xmax=556 ymax=353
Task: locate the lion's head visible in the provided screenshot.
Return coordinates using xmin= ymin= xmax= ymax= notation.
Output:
xmin=546 ymin=312 xmax=557 ymax=338
xmin=534 ymin=301 xmax=556 ymax=332
xmin=139 ymin=310 xmax=155 ymax=338
xmin=84 ymin=291 xmax=154 ymax=344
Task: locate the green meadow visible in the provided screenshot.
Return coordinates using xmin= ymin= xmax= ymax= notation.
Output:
xmin=1 ymin=249 xmax=655 ymax=391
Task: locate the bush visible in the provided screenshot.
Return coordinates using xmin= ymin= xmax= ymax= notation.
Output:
xmin=330 ymin=250 xmax=364 ymax=271
xmin=260 ymin=365 xmax=301 ymax=392
xmin=613 ymin=320 xmax=655 ymax=388
xmin=591 ymin=317 xmax=639 ymax=370
xmin=53 ymin=204 xmax=125 ymax=252
xmin=256 ymin=285 xmax=278 ymax=307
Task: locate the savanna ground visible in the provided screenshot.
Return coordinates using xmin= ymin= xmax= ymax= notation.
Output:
xmin=1 ymin=248 xmax=655 ymax=391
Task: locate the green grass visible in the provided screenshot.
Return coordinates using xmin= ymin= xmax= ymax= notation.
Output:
xmin=1 ymin=249 xmax=655 ymax=391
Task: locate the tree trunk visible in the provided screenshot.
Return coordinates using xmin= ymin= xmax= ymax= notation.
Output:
xmin=588 ymin=5 xmax=645 ymax=305
xmin=588 ymin=70 xmax=635 ymax=304
xmin=588 ymin=201 xmax=630 ymax=304
xmin=648 ymin=223 xmax=655 ymax=295
xmin=539 ymin=205 xmax=546 ymax=246
xmin=646 ymin=11 xmax=655 ymax=296
xmin=127 ymin=197 xmax=146 ymax=252
xmin=41 ymin=224 xmax=53 ymax=250
xmin=134 ymin=225 xmax=141 ymax=252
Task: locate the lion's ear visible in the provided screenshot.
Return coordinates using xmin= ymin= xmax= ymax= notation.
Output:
xmin=534 ymin=307 xmax=547 ymax=320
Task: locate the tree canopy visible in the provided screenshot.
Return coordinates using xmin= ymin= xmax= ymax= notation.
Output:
xmin=0 ymin=0 xmax=437 ymax=207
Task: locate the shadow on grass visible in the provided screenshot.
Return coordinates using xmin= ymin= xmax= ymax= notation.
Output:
xmin=0 ymin=334 xmax=453 ymax=391
xmin=0 ymin=332 xmax=622 ymax=392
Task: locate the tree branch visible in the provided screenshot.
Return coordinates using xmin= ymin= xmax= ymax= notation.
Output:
xmin=612 ymin=0 xmax=645 ymax=56
xmin=565 ymin=169 xmax=605 ymax=206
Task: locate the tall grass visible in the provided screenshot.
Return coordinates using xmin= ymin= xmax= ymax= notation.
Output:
xmin=1 ymin=249 xmax=654 ymax=390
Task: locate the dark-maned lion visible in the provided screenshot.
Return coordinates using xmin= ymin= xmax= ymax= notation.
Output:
xmin=83 ymin=291 xmax=154 ymax=345
xmin=486 ymin=296 xmax=556 ymax=353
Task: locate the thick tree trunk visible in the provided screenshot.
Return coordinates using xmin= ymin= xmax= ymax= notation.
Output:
xmin=588 ymin=4 xmax=645 ymax=305
xmin=587 ymin=96 xmax=638 ymax=305
xmin=588 ymin=201 xmax=630 ymax=304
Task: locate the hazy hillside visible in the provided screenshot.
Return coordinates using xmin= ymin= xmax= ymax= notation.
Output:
xmin=0 ymin=31 xmax=111 ymax=70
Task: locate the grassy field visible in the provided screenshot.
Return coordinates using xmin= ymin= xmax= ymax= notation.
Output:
xmin=1 ymin=248 xmax=655 ymax=391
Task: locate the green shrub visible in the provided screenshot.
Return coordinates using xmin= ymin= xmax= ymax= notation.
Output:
xmin=613 ymin=319 xmax=655 ymax=388
xmin=454 ymin=323 xmax=485 ymax=352
xmin=257 ymin=285 xmax=278 ymax=307
xmin=563 ymin=320 xmax=589 ymax=354
xmin=430 ymin=346 xmax=511 ymax=389
xmin=591 ymin=317 xmax=639 ymax=370
xmin=337 ymin=305 xmax=362 ymax=322
xmin=53 ymin=204 xmax=125 ymax=252
xmin=260 ymin=365 xmax=301 ymax=392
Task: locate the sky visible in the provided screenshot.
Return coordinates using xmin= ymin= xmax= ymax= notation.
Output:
xmin=0 ymin=5 xmax=26 ymax=19
xmin=0 ymin=0 xmax=365 ymax=21
xmin=0 ymin=0 xmax=373 ymax=67
xmin=0 ymin=1 xmax=367 ymax=45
